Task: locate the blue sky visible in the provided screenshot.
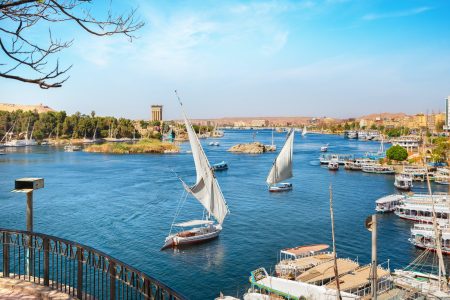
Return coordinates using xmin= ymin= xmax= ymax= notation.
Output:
xmin=1 ymin=0 xmax=449 ymax=120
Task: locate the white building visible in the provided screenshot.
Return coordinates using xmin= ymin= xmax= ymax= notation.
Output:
xmin=445 ymin=96 xmax=450 ymax=131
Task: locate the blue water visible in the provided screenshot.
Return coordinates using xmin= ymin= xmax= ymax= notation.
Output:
xmin=0 ymin=131 xmax=448 ymax=299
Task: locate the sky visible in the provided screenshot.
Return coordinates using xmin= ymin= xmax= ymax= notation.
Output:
xmin=1 ymin=0 xmax=449 ymax=120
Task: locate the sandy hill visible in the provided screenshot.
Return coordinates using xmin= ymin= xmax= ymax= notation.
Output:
xmin=0 ymin=103 xmax=55 ymax=113
xmin=356 ymin=112 xmax=408 ymax=121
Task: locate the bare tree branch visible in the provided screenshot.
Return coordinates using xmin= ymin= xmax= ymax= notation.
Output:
xmin=0 ymin=0 xmax=144 ymax=89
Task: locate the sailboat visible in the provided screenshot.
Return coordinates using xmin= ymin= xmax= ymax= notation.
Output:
xmin=266 ymin=129 xmax=294 ymax=192
xmin=302 ymin=126 xmax=307 ymax=136
xmin=162 ymin=91 xmax=230 ymax=250
xmin=365 ymin=136 xmax=386 ymax=159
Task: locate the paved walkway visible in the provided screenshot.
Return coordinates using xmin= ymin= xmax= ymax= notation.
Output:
xmin=0 ymin=277 xmax=73 ymax=300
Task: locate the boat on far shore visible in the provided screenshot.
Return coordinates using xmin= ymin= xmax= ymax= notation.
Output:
xmin=328 ymin=161 xmax=339 ymax=171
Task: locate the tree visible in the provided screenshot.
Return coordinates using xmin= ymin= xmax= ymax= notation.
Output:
xmin=386 ymin=145 xmax=408 ymax=161
xmin=0 ymin=0 xmax=144 ymax=88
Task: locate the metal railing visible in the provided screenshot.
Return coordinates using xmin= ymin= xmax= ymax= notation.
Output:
xmin=0 ymin=228 xmax=186 ymax=300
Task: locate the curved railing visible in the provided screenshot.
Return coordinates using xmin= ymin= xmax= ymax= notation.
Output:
xmin=0 ymin=228 xmax=186 ymax=300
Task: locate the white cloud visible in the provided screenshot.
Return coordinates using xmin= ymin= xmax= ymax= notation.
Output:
xmin=362 ymin=6 xmax=432 ymax=21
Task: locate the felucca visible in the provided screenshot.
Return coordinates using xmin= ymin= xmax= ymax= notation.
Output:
xmin=162 ymin=91 xmax=230 ymax=250
xmin=266 ymin=129 xmax=294 ymax=192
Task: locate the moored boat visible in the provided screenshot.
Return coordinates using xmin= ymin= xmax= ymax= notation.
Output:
xmin=375 ymin=194 xmax=406 ymax=213
xmin=328 ymin=161 xmax=339 ymax=171
xmin=362 ymin=164 xmax=395 ymax=174
xmin=434 ymin=168 xmax=450 ymax=185
xmin=344 ymin=158 xmax=375 ymax=170
xmin=275 ymin=244 xmax=332 ymax=278
xmin=64 ymin=145 xmax=82 ymax=152
xmin=319 ymin=153 xmax=354 ymax=165
xmin=394 ymin=173 xmax=413 ymax=191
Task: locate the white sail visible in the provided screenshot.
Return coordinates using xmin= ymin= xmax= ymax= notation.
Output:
xmin=266 ymin=129 xmax=294 ymax=185
xmin=302 ymin=126 xmax=307 ymax=136
xmin=181 ymin=105 xmax=229 ymax=224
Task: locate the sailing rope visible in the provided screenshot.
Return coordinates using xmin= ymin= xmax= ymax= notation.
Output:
xmin=168 ymin=190 xmax=189 ymax=235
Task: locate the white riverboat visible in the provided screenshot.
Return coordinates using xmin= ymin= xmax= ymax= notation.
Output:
xmin=410 ymin=223 xmax=450 ymax=255
xmin=344 ymin=130 xmax=358 ymax=139
xmin=434 ymin=168 xmax=450 ymax=185
xmin=394 ymin=194 xmax=450 ymax=223
xmin=394 ymin=173 xmax=413 ymax=191
xmin=402 ymin=165 xmax=428 ymax=181
xmin=361 ymin=164 xmax=395 ymax=174
xmin=344 ymin=158 xmax=375 ymax=170
xmin=275 ymin=244 xmax=333 ymax=278
xmin=319 ymin=153 xmax=354 ymax=165
xmin=249 ymin=268 xmax=360 ymax=300
xmin=375 ymin=194 xmax=406 ymax=213
xmin=267 ymin=129 xmax=294 ymax=192
xmin=162 ymin=92 xmax=229 ymax=250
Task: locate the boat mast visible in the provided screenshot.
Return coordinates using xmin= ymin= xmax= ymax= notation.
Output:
xmin=329 ymin=185 xmax=342 ymax=300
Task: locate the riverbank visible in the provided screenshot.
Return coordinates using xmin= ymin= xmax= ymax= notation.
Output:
xmin=84 ymin=139 xmax=179 ymax=154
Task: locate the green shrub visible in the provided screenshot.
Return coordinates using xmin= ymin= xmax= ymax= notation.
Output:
xmin=386 ymin=145 xmax=408 ymax=161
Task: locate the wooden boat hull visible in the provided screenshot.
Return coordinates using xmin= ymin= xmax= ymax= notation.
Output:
xmin=269 ymin=183 xmax=293 ymax=192
xmin=161 ymin=225 xmax=221 ymax=250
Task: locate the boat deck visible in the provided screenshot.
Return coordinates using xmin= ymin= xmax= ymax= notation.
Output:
xmin=325 ymin=264 xmax=390 ymax=291
xmin=296 ymin=258 xmax=359 ymax=284
xmin=278 ymin=253 xmax=334 ymax=273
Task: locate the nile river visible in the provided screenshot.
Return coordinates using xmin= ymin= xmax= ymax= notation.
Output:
xmin=0 ymin=130 xmax=448 ymax=299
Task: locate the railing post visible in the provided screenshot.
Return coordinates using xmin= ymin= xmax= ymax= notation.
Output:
xmin=2 ymin=232 xmax=10 ymax=278
xmin=77 ymin=247 xmax=83 ymax=299
xmin=143 ymin=278 xmax=150 ymax=300
xmin=43 ymin=238 xmax=49 ymax=286
xmin=110 ymin=261 xmax=116 ymax=300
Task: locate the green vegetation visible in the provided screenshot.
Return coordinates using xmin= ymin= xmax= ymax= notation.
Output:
xmin=84 ymin=139 xmax=179 ymax=154
xmin=0 ymin=110 xmax=140 ymax=140
xmin=386 ymin=145 xmax=408 ymax=161
xmin=430 ymin=136 xmax=449 ymax=163
xmin=385 ymin=127 xmax=410 ymax=137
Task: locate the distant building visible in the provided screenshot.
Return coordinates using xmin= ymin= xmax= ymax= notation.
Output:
xmin=445 ymin=96 xmax=450 ymax=131
xmin=151 ymin=105 xmax=163 ymax=122
xmin=250 ymin=119 xmax=269 ymax=127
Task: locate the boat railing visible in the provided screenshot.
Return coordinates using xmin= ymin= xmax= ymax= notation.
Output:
xmin=0 ymin=228 xmax=186 ymax=300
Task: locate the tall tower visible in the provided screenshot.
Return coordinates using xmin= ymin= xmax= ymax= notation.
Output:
xmin=151 ymin=105 xmax=163 ymax=122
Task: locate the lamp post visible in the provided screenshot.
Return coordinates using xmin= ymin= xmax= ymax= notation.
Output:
xmin=11 ymin=177 xmax=44 ymax=232
xmin=11 ymin=178 xmax=44 ymax=277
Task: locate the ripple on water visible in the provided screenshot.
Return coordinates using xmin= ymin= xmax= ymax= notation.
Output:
xmin=1 ymin=131 xmax=449 ymax=299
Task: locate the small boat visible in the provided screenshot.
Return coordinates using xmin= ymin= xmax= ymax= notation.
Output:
xmin=212 ymin=161 xmax=228 ymax=171
xmin=394 ymin=173 xmax=413 ymax=191
xmin=266 ymin=130 xmax=294 ymax=192
xmin=320 ymin=144 xmax=328 ymax=152
xmin=301 ymin=125 xmax=307 ymax=136
xmin=64 ymin=145 xmax=82 ymax=152
xmin=328 ymin=161 xmax=339 ymax=171
xmin=375 ymin=194 xmax=405 ymax=213
xmin=162 ymin=92 xmax=229 ymax=250
xmin=268 ymin=182 xmax=293 ymax=192
xmin=209 ymin=141 xmax=220 ymax=146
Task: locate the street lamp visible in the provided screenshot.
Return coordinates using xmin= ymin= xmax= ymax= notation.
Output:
xmin=12 ymin=177 xmax=44 ymax=232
